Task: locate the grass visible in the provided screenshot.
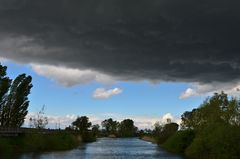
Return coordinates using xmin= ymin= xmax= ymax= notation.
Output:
xmin=0 ymin=132 xmax=82 ymax=157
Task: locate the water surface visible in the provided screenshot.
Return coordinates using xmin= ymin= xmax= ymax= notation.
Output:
xmin=17 ymin=138 xmax=185 ymax=159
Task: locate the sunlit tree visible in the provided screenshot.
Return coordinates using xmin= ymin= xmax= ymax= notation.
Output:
xmin=181 ymin=92 xmax=240 ymax=130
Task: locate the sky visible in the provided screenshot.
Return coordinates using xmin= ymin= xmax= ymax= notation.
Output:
xmin=0 ymin=0 xmax=240 ymax=129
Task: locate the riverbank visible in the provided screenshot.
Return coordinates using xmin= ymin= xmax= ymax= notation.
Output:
xmin=141 ymin=135 xmax=157 ymax=144
xmin=0 ymin=132 xmax=82 ymax=158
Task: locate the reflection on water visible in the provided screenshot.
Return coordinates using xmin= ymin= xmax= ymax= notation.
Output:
xmin=17 ymin=138 xmax=185 ymax=159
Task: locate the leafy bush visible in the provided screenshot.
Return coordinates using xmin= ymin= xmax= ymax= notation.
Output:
xmin=81 ymin=131 xmax=97 ymax=142
xmin=156 ymin=122 xmax=179 ymax=144
xmin=186 ymin=123 xmax=240 ymax=159
xmin=163 ymin=130 xmax=195 ymax=153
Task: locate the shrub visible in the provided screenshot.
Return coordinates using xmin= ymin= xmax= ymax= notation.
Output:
xmin=163 ymin=129 xmax=195 ymax=153
xmin=186 ymin=123 xmax=240 ymax=159
xmin=0 ymin=132 xmax=81 ymax=157
xmin=157 ymin=122 xmax=179 ymax=144
xmin=82 ymin=131 xmax=96 ymax=142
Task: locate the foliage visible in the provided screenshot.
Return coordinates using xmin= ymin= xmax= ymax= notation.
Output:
xmin=118 ymin=119 xmax=138 ymax=137
xmin=101 ymin=118 xmax=119 ymax=135
xmin=65 ymin=125 xmax=74 ymax=131
xmin=163 ymin=129 xmax=195 ymax=153
xmin=137 ymin=130 xmax=146 ymax=137
xmin=92 ymin=124 xmax=100 ymax=137
xmin=157 ymin=122 xmax=179 ymax=144
xmin=185 ymin=123 xmax=240 ymax=159
xmin=152 ymin=121 xmax=163 ymax=136
xmin=181 ymin=92 xmax=240 ymax=130
xmin=66 ymin=116 xmax=96 ymax=142
xmin=0 ymin=64 xmax=11 ymax=127
xmin=0 ymin=65 xmax=11 ymax=107
xmin=72 ymin=116 xmax=92 ymax=134
xmin=0 ymin=132 xmax=81 ymax=157
xmin=0 ymin=63 xmax=32 ymax=127
xmin=181 ymin=109 xmax=203 ymax=130
xmin=177 ymin=92 xmax=240 ymax=159
xmin=81 ymin=131 xmax=97 ymax=142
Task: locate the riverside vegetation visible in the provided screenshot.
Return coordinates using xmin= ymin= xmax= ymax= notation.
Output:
xmin=142 ymin=92 xmax=240 ymax=159
xmin=0 ymin=132 xmax=81 ymax=154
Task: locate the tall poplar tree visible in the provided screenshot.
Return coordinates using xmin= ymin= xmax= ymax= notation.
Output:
xmin=0 ymin=63 xmax=32 ymax=127
xmin=0 ymin=65 xmax=11 ymax=126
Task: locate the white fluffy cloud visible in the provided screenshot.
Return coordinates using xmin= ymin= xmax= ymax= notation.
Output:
xmin=179 ymin=81 xmax=240 ymax=99
xmin=179 ymin=88 xmax=197 ymax=99
xmin=92 ymin=88 xmax=123 ymax=99
xmin=31 ymin=64 xmax=115 ymax=87
xmin=130 ymin=113 xmax=181 ymax=129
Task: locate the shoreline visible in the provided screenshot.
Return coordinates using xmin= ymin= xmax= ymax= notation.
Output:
xmin=140 ymin=135 xmax=157 ymax=144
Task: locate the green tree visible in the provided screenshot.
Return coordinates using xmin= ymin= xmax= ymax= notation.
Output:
xmin=0 ymin=67 xmax=32 ymax=128
xmin=92 ymin=124 xmax=100 ymax=137
xmin=101 ymin=118 xmax=118 ymax=135
xmin=158 ymin=122 xmax=179 ymax=144
xmin=4 ymin=74 xmax=32 ymax=127
xmin=153 ymin=121 xmax=163 ymax=136
xmin=181 ymin=92 xmax=240 ymax=130
xmin=118 ymin=119 xmax=138 ymax=137
xmin=186 ymin=123 xmax=240 ymax=159
xmin=179 ymin=92 xmax=240 ymax=159
xmin=72 ymin=116 xmax=92 ymax=134
xmin=0 ymin=64 xmax=11 ymax=126
xmin=181 ymin=108 xmax=203 ymax=130
xmin=163 ymin=129 xmax=195 ymax=153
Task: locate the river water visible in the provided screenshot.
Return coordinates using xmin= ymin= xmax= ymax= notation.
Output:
xmin=17 ymin=138 xmax=185 ymax=159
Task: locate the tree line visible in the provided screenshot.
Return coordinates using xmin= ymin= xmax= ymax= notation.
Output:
xmin=65 ymin=116 xmax=139 ymax=141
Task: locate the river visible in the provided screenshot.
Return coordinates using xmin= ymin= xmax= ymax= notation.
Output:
xmin=16 ymin=138 xmax=185 ymax=159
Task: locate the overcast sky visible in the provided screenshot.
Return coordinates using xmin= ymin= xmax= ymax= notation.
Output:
xmin=0 ymin=0 xmax=240 ymax=128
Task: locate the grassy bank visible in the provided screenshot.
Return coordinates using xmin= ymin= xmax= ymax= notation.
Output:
xmin=0 ymin=132 xmax=82 ymax=157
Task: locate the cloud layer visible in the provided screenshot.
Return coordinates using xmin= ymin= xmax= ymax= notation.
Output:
xmin=31 ymin=64 xmax=115 ymax=86
xmin=180 ymin=82 xmax=240 ymax=99
xmin=93 ymin=88 xmax=123 ymax=99
xmin=0 ymin=0 xmax=239 ymax=85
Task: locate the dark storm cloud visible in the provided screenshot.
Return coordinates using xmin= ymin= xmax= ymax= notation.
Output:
xmin=0 ymin=0 xmax=240 ymax=83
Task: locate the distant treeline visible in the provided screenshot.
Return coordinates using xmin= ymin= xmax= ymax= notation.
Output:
xmin=65 ymin=116 xmax=139 ymax=140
